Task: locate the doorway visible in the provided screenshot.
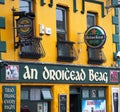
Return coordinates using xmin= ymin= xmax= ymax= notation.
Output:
xmin=70 ymin=94 xmax=80 ymax=112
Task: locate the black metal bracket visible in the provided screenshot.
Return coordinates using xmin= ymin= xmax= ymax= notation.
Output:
xmin=48 ymin=0 xmax=53 ymax=7
xmin=40 ymin=0 xmax=46 ymax=6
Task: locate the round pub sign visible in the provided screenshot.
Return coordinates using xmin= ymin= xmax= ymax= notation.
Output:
xmin=84 ymin=26 xmax=106 ymax=48
xmin=17 ymin=17 xmax=33 ymax=39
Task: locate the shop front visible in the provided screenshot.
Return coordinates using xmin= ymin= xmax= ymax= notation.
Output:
xmin=0 ymin=61 xmax=120 ymax=112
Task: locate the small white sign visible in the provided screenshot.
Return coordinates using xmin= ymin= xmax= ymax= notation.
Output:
xmin=46 ymin=27 xmax=52 ymax=35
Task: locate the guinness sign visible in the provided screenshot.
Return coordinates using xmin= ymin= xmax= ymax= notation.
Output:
xmin=17 ymin=17 xmax=33 ymax=39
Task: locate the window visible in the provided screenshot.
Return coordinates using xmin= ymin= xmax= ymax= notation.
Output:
xmin=90 ymin=89 xmax=97 ymax=98
xmin=0 ymin=0 xmax=4 ymax=4
xmin=0 ymin=17 xmax=5 ymax=29
xmin=56 ymin=6 xmax=77 ymax=62
xmin=30 ymin=88 xmax=41 ymax=101
xmin=41 ymin=89 xmax=53 ymax=100
xmin=56 ymin=6 xmax=67 ymax=41
xmin=81 ymin=87 xmax=106 ymax=99
xmin=87 ymin=48 xmax=106 ymax=64
xmin=21 ymin=87 xmax=52 ymax=112
xmin=87 ymin=13 xmax=106 ymax=64
xmin=19 ymin=0 xmax=33 ymax=12
xmin=70 ymin=86 xmax=106 ymax=99
xmin=21 ymin=90 xmax=29 ymax=100
xmin=21 ymin=87 xmax=52 ymax=101
xmin=87 ymin=13 xmax=96 ymax=28
xmin=98 ymin=89 xmax=105 ymax=98
xmin=82 ymin=89 xmax=89 ymax=98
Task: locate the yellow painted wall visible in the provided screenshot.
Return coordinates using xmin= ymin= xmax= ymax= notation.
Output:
xmin=0 ymin=1 xmax=118 ymax=112
xmin=0 ymin=0 xmax=116 ymax=66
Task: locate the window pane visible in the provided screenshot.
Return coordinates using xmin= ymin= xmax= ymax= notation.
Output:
xmin=56 ymin=6 xmax=67 ymax=41
xmin=56 ymin=8 xmax=65 ymax=30
xmin=41 ymin=89 xmax=52 ymax=100
xmin=90 ymin=89 xmax=97 ymax=98
xmin=82 ymin=89 xmax=89 ymax=98
xmin=21 ymin=90 xmax=29 ymax=100
xmin=0 ymin=0 xmax=4 ymax=4
xmin=20 ymin=0 xmax=32 ymax=12
xmin=30 ymin=88 xmax=41 ymax=101
xmin=0 ymin=17 xmax=5 ymax=28
xmin=87 ymin=13 xmax=96 ymax=28
xmin=57 ymin=33 xmax=66 ymax=41
xmin=20 ymin=45 xmax=33 ymax=53
xmin=98 ymin=90 xmax=105 ymax=98
xmin=87 ymin=16 xmax=94 ymax=27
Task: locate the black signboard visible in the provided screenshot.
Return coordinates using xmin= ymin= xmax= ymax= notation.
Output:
xmin=2 ymin=86 xmax=16 ymax=112
xmin=0 ymin=61 xmax=120 ymax=84
xmin=59 ymin=94 xmax=67 ymax=112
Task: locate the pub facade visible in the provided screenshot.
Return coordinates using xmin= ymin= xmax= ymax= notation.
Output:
xmin=0 ymin=0 xmax=120 ymax=112
xmin=0 ymin=61 xmax=120 ymax=112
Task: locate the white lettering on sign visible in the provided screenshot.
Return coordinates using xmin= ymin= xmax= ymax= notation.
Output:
xmin=3 ymin=86 xmax=16 ymax=111
xmin=4 ymin=94 xmax=15 ymax=98
xmin=5 ymin=87 xmax=15 ymax=93
xmin=42 ymin=66 xmax=86 ymax=81
xmin=4 ymin=99 xmax=15 ymax=104
xmin=22 ymin=66 xmax=109 ymax=83
xmin=4 ymin=105 xmax=15 ymax=110
xmin=23 ymin=65 xmax=38 ymax=80
xmin=89 ymin=69 xmax=108 ymax=83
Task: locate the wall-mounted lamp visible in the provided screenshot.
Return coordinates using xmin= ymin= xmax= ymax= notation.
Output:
xmin=105 ymin=4 xmax=120 ymax=14
xmin=0 ymin=60 xmax=8 ymax=68
xmin=116 ymin=51 xmax=120 ymax=59
xmin=105 ymin=4 xmax=120 ymax=9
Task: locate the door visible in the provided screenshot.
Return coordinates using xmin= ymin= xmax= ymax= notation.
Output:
xmin=70 ymin=94 xmax=80 ymax=112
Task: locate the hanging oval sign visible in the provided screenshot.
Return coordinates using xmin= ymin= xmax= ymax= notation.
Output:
xmin=84 ymin=26 xmax=106 ymax=48
xmin=17 ymin=17 xmax=33 ymax=39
